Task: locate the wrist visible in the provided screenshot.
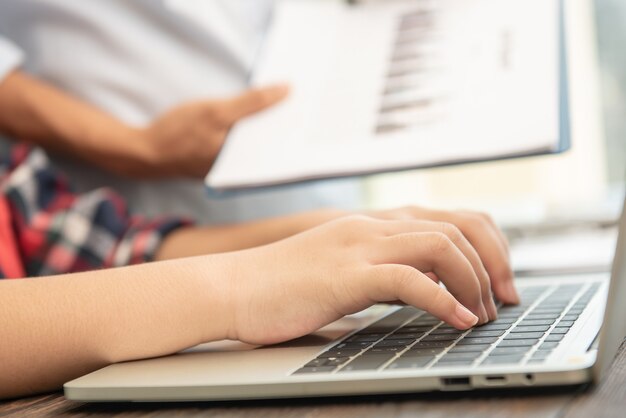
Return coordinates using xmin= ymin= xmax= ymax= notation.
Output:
xmin=92 ymin=125 xmax=158 ymax=178
xmin=185 ymin=254 xmax=238 ymax=343
xmin=295 ymin=208 xmax=351 ymax=232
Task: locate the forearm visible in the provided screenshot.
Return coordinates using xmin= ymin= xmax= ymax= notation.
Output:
xmin=0 ymin=255 xmax=232 ymax=399
xmin=0 ymin=71 xmax=149 ymax=176
xmin=155 ymin=208 xmax=348 ymax=259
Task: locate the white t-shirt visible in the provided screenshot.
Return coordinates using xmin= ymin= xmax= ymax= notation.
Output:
xmin=0 ymin=36 xmax=22 ymax=81
xmin=0 ymin=0 xmax=361 ymax=223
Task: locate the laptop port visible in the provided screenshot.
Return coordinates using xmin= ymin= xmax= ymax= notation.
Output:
xmin=441 ymin=377 xmax=471 ymax=388
xmin=485 ymin=375 xmax=507 ymax=385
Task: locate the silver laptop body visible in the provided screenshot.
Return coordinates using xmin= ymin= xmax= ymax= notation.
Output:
xmin=64 ymin=197 xmax=626 ymax=402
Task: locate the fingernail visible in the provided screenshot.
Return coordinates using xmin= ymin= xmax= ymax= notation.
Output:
xmin=455 ymin=304 xmax=479 ymax=328
xmin=488 ymin=298 xmax=498 ymax=320
xmin=507 ymin=282 xmax=520 ymax=304
xmin=479 ymin=305 xmax=489 ymax=324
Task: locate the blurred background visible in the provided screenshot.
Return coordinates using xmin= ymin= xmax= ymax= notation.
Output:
xmin=364 ymin=0 xmax=625 ymax=230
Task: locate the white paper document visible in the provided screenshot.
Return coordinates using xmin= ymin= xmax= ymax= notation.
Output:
xmin=206 ymin=0 xmax=566 ymax=191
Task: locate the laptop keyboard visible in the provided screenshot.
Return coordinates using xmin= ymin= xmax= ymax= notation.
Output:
xmin=293 ymin=283 xmax=601 ymax=374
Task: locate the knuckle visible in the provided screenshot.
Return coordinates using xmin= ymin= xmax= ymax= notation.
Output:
xmin=379 ymin=207 xmax=411 ymax=220
xmin=342 ymin=214 xmax=372 ymax=226
xmin=390 ymin=266 xmax=413 ymax=293
xmin=427 ymin=232 xmax=453 ymax=256
xmin=400 ymin=205 xmax=421 ymax=218
xmin=465 ymin=213 xmax=490 ymax=229
xmin=478 ymin=211 xmax=495 ymax=224
xmin=438 ymin=222 xmax=464 ymax=243
xmin=336 ymin=214 xmax=374 ymax=235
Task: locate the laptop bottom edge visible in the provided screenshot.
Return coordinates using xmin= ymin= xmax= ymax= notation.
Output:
xmin=65 ymin=366 xmax=593 ymax=402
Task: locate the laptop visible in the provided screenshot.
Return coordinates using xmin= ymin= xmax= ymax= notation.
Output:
xmin=205 ymin=0 xmax=569 ymax=192
xmin=64 ymin=197 xmax=626 ymax=401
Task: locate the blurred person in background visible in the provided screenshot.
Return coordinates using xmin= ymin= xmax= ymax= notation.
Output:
xmin=0 ymin=0 xmax=362 ymax=225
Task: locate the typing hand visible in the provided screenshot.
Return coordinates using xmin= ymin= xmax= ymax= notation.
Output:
xmin=136 ymin=84 xmax=289 ymax=178
xmin=363 ymin=206 xmax=519 ymax=319
xmin=224 ymin=205 xmax=516 ymax=322
xmin=223 ymin=214 xmax=517 ymax=346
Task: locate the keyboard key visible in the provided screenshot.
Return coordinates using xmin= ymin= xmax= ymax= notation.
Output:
xmin=440 ymin=352 xmax=482 ymax=361
xmin=422 ymin=334 xmax=460 ymax=342
xmin=524 ymin=313 xmax=561 ymax=320
xmin=556 ymin=284 xmax=583 ymax=292
xmin=519 ymin=319 xmax=556 ymax=326
xmin=510 ymin=325 xmax=550 ymax=333
xmin=432 ymin=358 xmax=475 ymax=366
xmin=498 ymin=307 xmax=527 ymax=314
xmin=475 ymin=323 xmax=512 ymax=331
xmin=481 ymin=355 xmax=525 ymax=365
xmin=403 ymin=347 xmax=445 ymax=356
xmin=361 ymin=307 xmax=419 ymax=333
xmin=294 ymin=366 xmax=336 ymax=374
xmin=557 ymin=320 xmax=576 ymax=327
xmin=400 ymin=326 xmax=434 ymax=333
xmin=411 ymin=341 xmax=454 ymax=348
xmin=537 ymin=342 xmax=559 ymax=350
xmin=527 ymin=358 xmax=545 ymax=364
xmin=319 ymin=349 xmax=361 ymax=358
xmin=532 ymin=308 xmax=565 ymax=314
xmin=430 ymin=328 xmax=465 ymax=335
xmin=304 ymin=358 xmax=328 ymax=367
xmin=326 ymin=357 xmax=351 ymax=366
xmin=466 ymin=330 xmax=506 ymax=337
xmin=340 ymin=353 xmax=396 ymax=372
xmin=346 ymin=335 xmax=384 ymax=343
xmin=531 ymin=350 xmax=551 ymax=359
xmin=498 ymin=313 xmax=522 ymax=319
xmin=545 ymin=334 xmax=565 ymax=342
xmin=448 ymin=344 xmax=490 ymax=353
xmin=369 ymin=346 xmax=406 ymax=354
xmin=503 ymin=332 xmax=545 ymax=340
xmin=402 ymin=347 xmax=445 ymax=357
xmin=375 ymin=339 xmax=414 ymax=347
xmin=336 ymin=341 xmax=373 ymax=349
xmin=387 ymin=355 xmax=435 ymax=369
xmin=550 ymin=327 xmax=569 ymax=334
xmin=538 ymin=305 xmax=568 ymax=311
xmin=491 ymin=318 xmax=517 ymax=325
xmin=538 ymin=299 xmax=569 ymax=304
xmin=388 ymin=332 xmax=425 ymax=340
xmin=490 ymin=346 xmax=530 ymax=355
xmin=410 ymin=319 xmax=441 ymax=326
xmin=457 ymin=336 xmax=499 ymax=345
xmin=497 ymin=339 xmax=538 ymax=347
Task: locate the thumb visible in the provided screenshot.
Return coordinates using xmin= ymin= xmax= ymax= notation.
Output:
xmin=221 ymin=84 xmax=290 ymax=123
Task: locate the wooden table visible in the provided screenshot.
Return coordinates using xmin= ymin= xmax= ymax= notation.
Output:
xmin=2 ymin=339 xmax=624 ymax=418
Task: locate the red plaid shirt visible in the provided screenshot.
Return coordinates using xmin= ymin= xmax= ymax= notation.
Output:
xmin=0 ymin=145 xmax=190 ymax=279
